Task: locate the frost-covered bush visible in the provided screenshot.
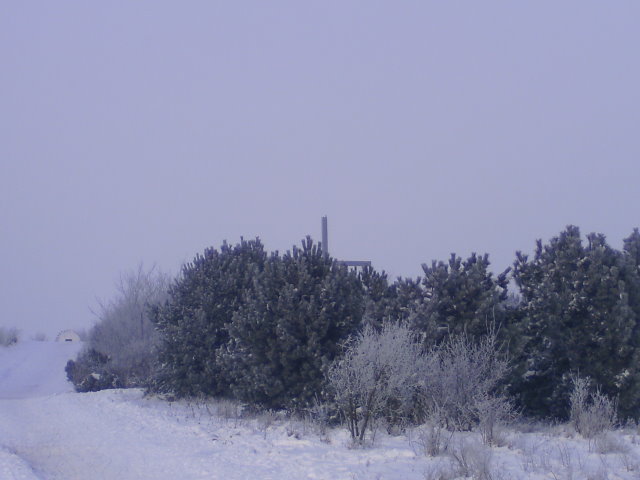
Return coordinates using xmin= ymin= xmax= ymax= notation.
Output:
xmin=569 ymin=375 xmax=617 ymax=438
xmin=423 ymin=332 xmax=513 ymax=442
xmin=0 ymin=327 xmax=19 ymax=346
xmin=410 ymin=413 xmax=451 ymax=457
xmin=447 ymin=437 xmax=495 ymax=480
xmin=69 ymin=265 xmax=170 ymax=391
xmin=328 ymin=322 xmax=425 ymax=444
xmin=328 ymin=324 xmax=512 ymax=445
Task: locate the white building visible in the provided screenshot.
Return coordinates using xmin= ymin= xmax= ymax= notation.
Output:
xmin=56 ymin=330 xmax=81 ymax=342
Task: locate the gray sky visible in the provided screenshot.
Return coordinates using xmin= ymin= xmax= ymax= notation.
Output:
xmin=2 ymin=2 xmax=639 ymax=337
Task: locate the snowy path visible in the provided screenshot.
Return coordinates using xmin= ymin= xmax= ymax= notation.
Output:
xmin=0 ymin=342 xmax=233 ymax=479
xmin=0 ymin=388 xmax=426 ymax=480
xmin=1 ymin=391 xmax=228 ymax=479
xmin=0 ymin=342 xmax=421 ymax=480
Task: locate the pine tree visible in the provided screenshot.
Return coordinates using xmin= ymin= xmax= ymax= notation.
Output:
xmin=357 ymin=266 xmax=434 ymax=341
xmin=620 ymin=228 xmax=640 ymax=416
xmin=152 ymin=238 xmax=267 ymax=397
xmin=417 ymin=253 xmax=509 ymax=344
xmin=358 ymin=267 xmax=392 ymax=329
xmin=513 ymin=227 xmax=640 ymax=419
xmin=624 ymin=228 xmax=640 ymax=269
xmin=224 ymin=237 xmax=365 ymax=410
xmin=388 ymin=277 xmax=428 ymax=323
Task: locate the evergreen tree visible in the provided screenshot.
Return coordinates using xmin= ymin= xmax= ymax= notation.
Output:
xmin=513 ymin=227 xmax=640 ymax=419
xmin=152 ymin=238 xmax=267 ymax=397
xmin=357 ymin=267 xmax=430 ymax=336
xmin=223 ymin=238 xmax=365 ymax=410
xmin=358 ymin=266 xmax=392 ymax=329
xmin=388 ymin=276 xmax=428 ymax=323
xmin=417 ymin=253 xmax=509 ymax=344
xmin=624 ymin=228 xmax=640 ymax=269
xmin=620 ymin=228 xmax=640 ymax=415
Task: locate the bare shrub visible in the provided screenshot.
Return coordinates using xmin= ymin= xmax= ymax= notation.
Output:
xmin=423 ymin=460 xmax=458 ymax=480
xmin=593 ymin=431 xmax=629 ymax=454
xmin=255 ymin=410 xmax=277 ymax=439
xmin=420 ymin=420 xmax=450 ymax=457
xmin=0 ymin=327 xmax=19 ymax=346
xmin=551 ymin=441 xmax=584 ymax=479
xmin=620 ymin=450 xmax=640 ymax=472
xmin=423 ymin=332 xmax=513 ymax=443
xmin=476 ymin=393 xmax=515 ymax=447
xmin=69 ymin=264 xmax=170 ymax=391
xmin=569 ymin=376 xmax=589 ymax=430
xmin=569 ymin=375 xmax=617 ymax=438
xmin=409 ymin=404 xmax=454 ymax=457
xmin=214 ymin=398 xmax=244 ymax=420
xmin=304 ymin=396 xmax=331 ymax=437
xmin=327 ymin=322 xmax=425 ymax=444
xmin=448 ymin=437 xmax=499 ymax=480
xmin=585 ymin=467 xmax=609 ymax=480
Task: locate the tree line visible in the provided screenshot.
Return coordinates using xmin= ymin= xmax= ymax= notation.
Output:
xmin=66 ymin=226 xmax=640 ymax=425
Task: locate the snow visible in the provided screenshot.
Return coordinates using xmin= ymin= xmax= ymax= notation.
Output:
xmin=2 ymin=341 xmax=640 ymax=479
xmin=0 ymin=448 xmax=40 ymax=480
xmin=0 ymin=341 xmax=83 ymax=399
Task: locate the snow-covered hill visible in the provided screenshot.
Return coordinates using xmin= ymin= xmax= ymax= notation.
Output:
xmin=2 ymin=341 xmax=640 ymax=479
xmin=0 ymin=341 xmax=82 ymax=399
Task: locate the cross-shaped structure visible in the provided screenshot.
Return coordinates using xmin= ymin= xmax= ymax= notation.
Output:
xmin=321 ymin=216 xmax=371 ymax=268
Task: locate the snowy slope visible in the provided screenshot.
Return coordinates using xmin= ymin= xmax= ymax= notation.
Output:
xmin=0 ymin=340 xmax=82 ymax=479
xmin=0 ymin=447 xmax=40 ymax=480
xmin=0 ymin=341 xmax=83 ymax=399
xmin=2 ymin=341 xmax=640 ymax=480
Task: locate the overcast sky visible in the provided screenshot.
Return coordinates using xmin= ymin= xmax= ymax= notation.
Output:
xmin=2 ymin=2 xmax=639 ymax=337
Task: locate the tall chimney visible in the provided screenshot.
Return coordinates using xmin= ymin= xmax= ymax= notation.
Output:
xmin=321 ymin=216 xmax=329 ymax=257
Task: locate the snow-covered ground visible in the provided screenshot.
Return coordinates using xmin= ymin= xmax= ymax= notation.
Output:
xmin=0 ymin=341 xmax=82 ymax=400
xmin=2 ymin=341 xmax=640 ymax=479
